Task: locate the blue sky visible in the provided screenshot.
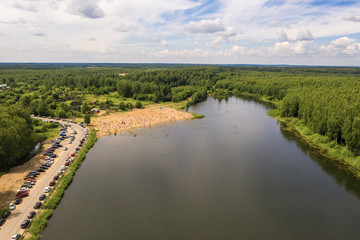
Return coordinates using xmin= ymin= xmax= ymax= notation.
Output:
xmin=0 ymin=0 xmax=359 ymax=65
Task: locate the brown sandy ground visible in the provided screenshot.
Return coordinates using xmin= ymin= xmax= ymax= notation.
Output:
xmin=91 ymin=105 xmax=193 ymax=137
xmin=0 ymin=142 xmax=52 ymax=209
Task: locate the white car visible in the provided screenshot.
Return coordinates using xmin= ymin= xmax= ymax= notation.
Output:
xmin=17 ymin=187 xmax=29 ymax=192
xmin=11 ymin=234 xmax=21 ymax=240
xmin=9 ymin=203 xmax=16 ymax=210
xmin=44 ymin=186 xmax=51 ymax=193
xmin=63 ymin=147 xmax=68 ymax=151
xmin=61 ymin=166 xmax=66 ymax=171
xmin=58 ymin=171 xmax=63 ymax=175
xmin=68 ymin=140 xmax=72 ymax=144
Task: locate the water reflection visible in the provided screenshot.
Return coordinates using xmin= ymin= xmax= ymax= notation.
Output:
xmin=280 ymin=123 xmax=360 ymax=200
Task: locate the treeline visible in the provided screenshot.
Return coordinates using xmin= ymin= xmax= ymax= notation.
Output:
xmin=0 ymin=106 xmax=59 ymax=172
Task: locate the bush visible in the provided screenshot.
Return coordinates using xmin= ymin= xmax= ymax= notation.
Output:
xmin=135 ymin=101 xmax=143 ymax=108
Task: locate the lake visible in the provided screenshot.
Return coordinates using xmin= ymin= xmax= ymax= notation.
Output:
xmin=42 ymin=97 xmax=360 ymax=240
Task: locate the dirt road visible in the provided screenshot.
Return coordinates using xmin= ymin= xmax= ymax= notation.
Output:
xmin=0 ymin=118 xmax=86 ymax=239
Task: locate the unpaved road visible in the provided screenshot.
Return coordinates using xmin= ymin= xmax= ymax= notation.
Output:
xmin=0 ymin=118 xmax=86 ymax=239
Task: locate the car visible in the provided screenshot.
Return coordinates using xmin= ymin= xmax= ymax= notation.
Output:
xmin=25 ymin=181 xmax=35 ymax=185
xmin=27 ymin=211 xmax=36 ymax=219
xmin=53 ymin=175 xmax=59 ymax=181
xmin=64 ymin=161 xmax=69 ymax=166
xmin=0 ymin=218 xmax=6 ymax=226
xmin=34 ymin=202 xmax=42 ymax=209
xmin=2 ymin=210 xmax=11 ymax=218
xmin=9 ymin=203 xmax=16 ymax=210
xmin=21 ymin=219 xmax=30 ymax=229
xmin=49 ymin=180 xmax=55 ymax=186
xmin=18 ymin=192 xmax=29 ymax=198
xmin=22 ymin=184 xmax=33 ymax=188
xmin=39 ymin=194 xmax=46 ymax=201
xmin=17 ymin=187 xmax=29 ymax=192
xmin=24 ymin=178 xmax=36 ymax=182
xmin=51 ymin=145 xmax=59 ymax=149
xmin=44 ymin=186 xmax=51 ymax=193
xmin=71 ymin=153 xmax=75 ymax=157
xmin=14 ymin=198 xmax=22 ymax=205
xmin=16 ymin=190 xmax=28 ymax=196
xmin=11 ymin=234 xmax=21 ymax=240
xmin=61 ymin=166 xmax=66 ymax=171
xmin=58 ymin=171 xmax=63 ymax=175
xmin=75 ymin=147 xmax=80 ymax=151
xmin=48 ymin=148 xmax=55 ymax=152
xmin=63 ymin=147 xmax=68 ymax=151
xmin=40 ymin=165 xmax=48 ymax=169
xmin=37 ymin=169 xmax=45 ymax=172
xmin=68 ymin=140 xmax=72 ymax=144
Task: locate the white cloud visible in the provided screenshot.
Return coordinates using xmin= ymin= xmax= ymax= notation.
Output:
xmin=320 ymin=37 xmax=360 ymax=56
xmin=217 ymin=45 xmax=247 ymax=57
xmin=343 ymin=13 xmax=360 ymax=22
xmin=13 ymin=1 xmax=38 ymax=12
xmin=30 ymin=29 xmax=47 ymax=37
xmin=160 ymin=40 xmax=169 ymax=47
xmin=150 ymin=49 xmax=209 ymax=58
xmin=277 ymin=30 xmax=289 ymax=42
xmin=185 ymin=18 xmax=225 ymax=34
xmin=113 ymin=24 xmax=138 ymax=32
xmin=296 ymin=29 xmax=314 ymax=41
xmin=68 ymin=0 xmax=105 ymax=19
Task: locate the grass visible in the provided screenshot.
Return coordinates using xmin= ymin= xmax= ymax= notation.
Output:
xmin=191 ymin=113 xmax=205 ymax=119
xmin=25 ymin=129 xmax=98 ymax=240
xmin=0 ymin=206 xmax=10 ymax=217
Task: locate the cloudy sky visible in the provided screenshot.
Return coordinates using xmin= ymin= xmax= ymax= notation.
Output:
xmin=0 ymin=0 xmax=360 ymax=65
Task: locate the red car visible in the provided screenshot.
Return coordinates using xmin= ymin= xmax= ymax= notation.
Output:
xmin=17 ymin=192 xmax=29 ymax=198
xmin=48 ymin=148 xmax=55 ymax=152
xmin=65 ymin=161 xmax=69 ymax=166
xmin=49 ymin=180 xmax=55 ymax=186
xmin=71 ymin=153 xmax=75 ymax=157
xmin=27 ymin=211 xmax=36 ymax=219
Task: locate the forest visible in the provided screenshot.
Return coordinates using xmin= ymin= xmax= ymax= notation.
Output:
xmin=1 ymin=64 xmax=360 ymax=172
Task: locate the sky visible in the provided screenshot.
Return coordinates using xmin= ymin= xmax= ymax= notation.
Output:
xmin=0 ymin=0 xmax=360 ymax=66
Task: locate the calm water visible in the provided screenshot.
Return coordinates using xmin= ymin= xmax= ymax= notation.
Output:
xmin=42 ymin=97 xmax=360 ymax=240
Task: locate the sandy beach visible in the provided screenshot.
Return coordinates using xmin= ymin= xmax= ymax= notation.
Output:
xmin=91 ymin=106 xmax=193 ymax=137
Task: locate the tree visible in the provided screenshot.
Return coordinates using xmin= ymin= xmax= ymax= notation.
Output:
xmin=84 ymin=114 xmax=91 ymax=124
xmin=81 ymin=102 xmax=89 ymax=114
xmin=20 ymin=95 xmax=31 ymax=107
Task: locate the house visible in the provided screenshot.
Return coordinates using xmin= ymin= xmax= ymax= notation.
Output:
xmin=90 ymin=108 xmax=100 ymax=114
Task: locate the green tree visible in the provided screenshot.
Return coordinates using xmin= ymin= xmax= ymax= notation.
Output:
xmin=81 ymin=102 xmax=89 ymax=114
xmin=20 ymin=95 xmax=31 ymax=107
xmin=84 ymin=114 xmax=91 ymax=124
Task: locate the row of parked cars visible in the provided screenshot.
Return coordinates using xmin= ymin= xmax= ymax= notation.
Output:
xmin=2 ymin=118 xmax=83 ymax=239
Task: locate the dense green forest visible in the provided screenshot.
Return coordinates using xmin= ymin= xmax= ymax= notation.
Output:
xmin=1 ymin=64 xmax=360 ymax=173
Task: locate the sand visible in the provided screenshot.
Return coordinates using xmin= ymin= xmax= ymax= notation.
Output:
xmin=91 ymin=106 xmax=194 ymax=137
xmin=0 ymin=142 xmax=52 ymax=209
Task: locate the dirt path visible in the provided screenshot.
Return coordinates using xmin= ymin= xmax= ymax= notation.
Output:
xmin=0 ymin=141 xmax=52 ymax=209
xmin=91 ymin=106 xmax=193 ymax=137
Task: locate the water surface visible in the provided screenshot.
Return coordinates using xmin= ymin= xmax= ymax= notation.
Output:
xmin=42 ymin=97 xmax=360 ymax=240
